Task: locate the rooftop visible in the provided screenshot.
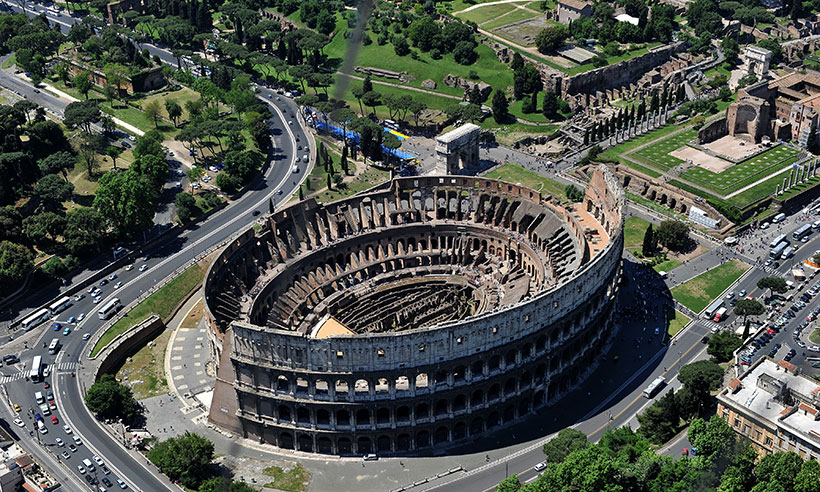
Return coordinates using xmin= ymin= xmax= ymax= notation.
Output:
xmin=558 ymin=0 xmax=592 ymax=10
xmin=720 ymin=358 xmax=820 ymax=447
xmin=436 ymin=123 xmax=480 ymax=144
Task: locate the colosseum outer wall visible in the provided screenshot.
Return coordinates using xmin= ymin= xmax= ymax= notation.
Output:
xmin=205 ymin=166 xmax=625 ymax=454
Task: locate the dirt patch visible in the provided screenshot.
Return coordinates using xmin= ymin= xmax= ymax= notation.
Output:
xmin=669 ymin=243 xmax=710 ymax=262
xmin=116 ymin=329 xmax=172 ymax=400
xmin=180 ymin=298 xmax=205 ymax=329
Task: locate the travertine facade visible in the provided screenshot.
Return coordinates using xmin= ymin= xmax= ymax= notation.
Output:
xmin=204 ymin=168 xmax=625 ymax=455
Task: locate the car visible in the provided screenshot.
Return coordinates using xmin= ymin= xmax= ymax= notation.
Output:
xmin=63 ymin=425 xmax=72 ymax=434
xmin=761 ymin=222 xmax=770 ymax=229
xmin=62 ymin=327 xmax=71 ymax=336
xmin=116 ymin=478 xmax=128 ymax=489
xmin=128 ymin=135 xmax=136 ymax=142
xmin=87 ymin=286 xmax=95 ymax=293
xmin=125 ymin=264 xmax=133 ymax=271
xmin=774 ymin=261 xmax=781 ymax=268
xmin=114 ymin=281 xmax=122 ymax=289
xmin=534 ymin=461 xmax=547 ymax=472
xmin=94 ymin=296 xmax=102 ymax=304
xmin=121 ymin=141 xmax=131 ymax=149
xmin=73 ymin=294 xmax=85 ymax=301
xmin=103 ymin=477 xmax=113 ymax=487
xmin=13 ymin=418 xmax=24 ymax=427
xmin=51 ymin=415 xmax=58 ymax=424
xmin=303 ymin=154 xmax=309 ymax=162
xmin=739 ymin=289 xmax=747 ymax=296
xmin=67 ymin=316 xmax=76 ymax=324
xmin=82 ymin=333 xmax=91 ymax=340
xmin=295 ymin=156 xmax=300 ymax=162
xmin=802 ymin=236 xmax=810 ymax=243
xmin=292 ymin=166 xmax=299 ymax=173
xmin=741 ymin=360 xmax=751 ymax=365
xmin=93 ymin=455 xmax=105 ymax=467
xmin=289 ymin=120 xmax=293 ymax=125
xmin=252 ymin=210 xmax=261 ymax=216
xmin=654 ymin=327 xmax=660 ymax=335
xmin=84 ymin=474 xmax=97 ymax=485
xmin=73 ymin=435 xmax=83 ymax=445
xmin=798 ymin=341 xmax=808 ymax=348
xmin=701 ymin=336 xmax=710 ymax=344
xmin=765 ymin=259 xmax=773 ymax=266
xmin=52 ymin=324 xmax=60 ymax=331
xmin=139 ymin=264 xmax=148 ymax=272
xmin=55 ymin=437 xmax=64 ymax=446
xmin=363 ymin=453 xmax=378 ymax=461
xmin=3 ymin=354 xmax=19 ymax=364
xmin=13 ymin=403 xmax=20 ymax=412
xmin=78 ymin=313 xmax=85 ymax=321
xmin=142 ymin=256 xmax=149 ymax=262
xmin=101 ymin=465 xmax=111 ymax=475
xmin=108 ymin=274 xmax=117 ymax=281
xmin=61 ymin=451 xmax=70 ymax=459
xmin=277 ymin=189 xmax=283 ymax=195
xmin=78 ymin=464 xmax=86 ymax=474
xmin=47 ymin=390 xmax=54 ymax=400
xmin=813 ymin=362 xmax=820 ymax=368
xmin=99 ymin=279 xmax=108 ymax=286
xmin=68 ymin=444 xmax=77 ymax=453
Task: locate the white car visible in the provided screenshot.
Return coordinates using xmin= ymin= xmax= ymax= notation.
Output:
xmin=77 ymin=313 xmax=85 ymax=321
xmin=13 ymin=418 xmax=24 ymax=428
xmin=77 ymin=464 xmax=86 ymax=474
xmin=534 ymin=461 xmax=547 ymax=472
xmin=116 ymin=478 xmax=128 ymax=489
xmin=87 ymin=286 xmax=95 ymax=294
xmin=139 ymin=264 xmax=148 ymax=272
xmin=82 ymin=333 xmax=91 ymax=340
xmin=43 ymin=366 xmax=50 ymax=377
xmin=73 ymin=435 xmax=83 ymax=445
xmin=73 ymin=294 xmax=85 ymax=301
xmin=114 ymin=281 xmax=122 ymax=289
xmin=55 ymin=437 xmax=64 ymax=446
xmin=93 ymin=455 xmax=105 ymax=467
xmin=125 ymin=264 xmax=133 ymax=271
xmin=93 ymin=296 xmax=102 ymax=304
xmin=63 ymin=424 xmax=72 ymax=434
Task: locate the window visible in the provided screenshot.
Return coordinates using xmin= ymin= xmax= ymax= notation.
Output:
xmin=419 ymin=344 xmax=425 ymax=352
xmin=377 ymin=349 xmax=385 ymax=357
xmin=336 ymin=351 xmax=344 ymax=358
xmin=734 ymin=418 xmax=741 ymax=428
xmin=765 ymin=437 xmax=773 ymax=446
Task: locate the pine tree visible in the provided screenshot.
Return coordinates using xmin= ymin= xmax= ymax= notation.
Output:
xmin=542 ymin=90 xmax=558 ymax=119
xmin=511 ymin=52 xmax=524 ymax=70
xmin=491 ymin=89 xmax=508 ymax=123
xmin=341 ymin=155 xmax=349 ymax=174
xmin=642 ymin=224 xmax=656 ymax=256
xmin=362 ymin=75 xmax=373 ymax=94
xmin=326 ymin=174 xmax=332 ymax=190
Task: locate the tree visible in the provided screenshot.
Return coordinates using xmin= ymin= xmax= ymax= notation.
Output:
xmin=38 ymin=152 xmax=75 ymax=181
xmin=542 ymin=90 xmax=558 ymax=119
xmin=794 ymin=459 xmax=820 ymax=492
xmin=215 ymin=172 xmax=242 ymax=194
xmin=165 ymin=99 xmax=183 ymax=127
xmin=642 ymin=223 xmax=657 ymax=256
xmin=453 ymin=41 xmax=478 ymax=65
xmin=361 ymin=91 xmax=382 ymax=116
xmin=496 ymin=475 xmax=522 ymax=492
xmin=85 ymin=374 xmax=139 ymax=422
xmin=93 ymin=169 xmax=157 ymax=237
xmin=637 ymin=390 xmax=680 ymax=443
xmin=106 ymin=146 xmax=123 ymax=171
xmin=492 ymin=89 xmax=508 ymax=123
xmin=143 ymin=99 xmax=163 ymax=129
xmin=34 ymin=174 xmax=74 ymax=210
xmin=542 ymin=427 xmax=589 ymax=463
xmin=0 ymin=240 xmax=33 ymax=285
xmin=64 ymin=100 xmax=101 ymax=135
xmin=147 ymin=432 xmax=214 ymax=489
xmin=565 ymin=184 xmax=584 ymax=202
xmin=64 ymin=207 xmax=107 ymax=255
xmin=393 ymin=36 xmax=410 ymax=56
xmin=175 ymin=192 xmax=197 ymax=222
xmin=707 ymin=331 xmax=743 ymax=363
xmin=23 ymin=212 xmax=66 ymax=248
xmin=656 ymin=220 xmax=691 ymax=252
xmin=687 ymin=415 xmax=735 ymax=460
xmin=734 ymin=298 xmax=764 ymax=323
xmin=0 ymin=206 xmax=23 ymax=242
xmin=757 ymin=276 xmax=788 ymax=299
xmin=535 ymin=24 xmax=567 ymax=54
xmin=755 ymin=451 xmax=803 ymax=489
xmin=678 ymin=360 xmax=724 ymax=413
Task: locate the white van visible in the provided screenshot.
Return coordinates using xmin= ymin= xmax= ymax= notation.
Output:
xmin=82 ymin=458 xmax=95 ymax=472
xmin=773 ymin=213 xmax=786 ymax=223
xmin=37 ymin=421 xmax=47 ymax=434
xmin=813 ymin=220 xmax=820 ymax=229
xmin=782 ymin=249 xmax=794 ymax=260
xmin=35 ymin=391 xmax=44 ymax=404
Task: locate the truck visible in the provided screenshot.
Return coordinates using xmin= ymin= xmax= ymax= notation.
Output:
xmin=713 ymin=307 xmax=728 ymax=322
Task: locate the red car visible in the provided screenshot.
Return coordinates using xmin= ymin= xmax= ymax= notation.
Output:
xmin=51 ymin=416 xmax=58 ymax=424
xmin=43 ymin=382 xmax=50 ymax=389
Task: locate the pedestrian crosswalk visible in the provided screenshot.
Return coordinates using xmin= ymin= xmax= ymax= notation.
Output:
xmin=0 ymin=371 xmax=26 ymax=384
xmin=56 ymin=362 xmax=76 ymax=372
xmin=0 ymin=362 xmax=76 ymax=383
xmin=699 ymin=319 xmax=722 ymax=333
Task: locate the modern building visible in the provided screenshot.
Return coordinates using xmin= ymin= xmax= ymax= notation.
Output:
xmin=717 ymin=357 xmax=820 ymax=462
xmin=204 ymin=167 xmax=625 ymax=455
xmin=556 ymin=0 xmax=593 ymax=24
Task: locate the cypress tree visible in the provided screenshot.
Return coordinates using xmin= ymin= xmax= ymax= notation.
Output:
xmin=642 ymin=224 xmax=655 ymax=256
xmin=326 ymin=174 xmax=332 ymax=190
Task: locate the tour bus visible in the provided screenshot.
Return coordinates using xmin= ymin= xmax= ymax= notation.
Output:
xmin=713 ymin=307 xmax=728 ymax=322
xmin=29 ymin=355 xmax=42 ymax=383
xmin=98 ymin=298 xmax=122 ymax=320
xmin=769 ymin=234 xmax=787 ymax=249
xmin=704 ymin=299 xmax=725 ymax=319
xmin=793 ymin=224 xmax=812 ymax=240
xmin=48 ymin=296 xmax=72 ymax=316
xmin=771 ymin=241 xmax=789 ymax=258
xmin=47 ymin=338 xmax=61 ymax=355
xmin=773 ymin=213 xmax=787 ymax=223
xmin=383 ymin=119 xmax=399 ymax=131
xmin=21 ymin=308 xmax=50 ymax=331
xmin=643 ymin=376 xmax=666 ymax=398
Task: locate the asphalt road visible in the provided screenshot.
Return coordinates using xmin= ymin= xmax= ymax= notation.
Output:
xmin=0 ymin=62 xmax=308 ymax=492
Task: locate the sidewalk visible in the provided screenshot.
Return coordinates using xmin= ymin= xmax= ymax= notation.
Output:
xmin=39 ymin=80 xmax=146 ymax=137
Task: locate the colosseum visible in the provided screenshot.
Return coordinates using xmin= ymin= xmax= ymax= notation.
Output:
xmin=203 ymin=165 xmax=625 ymax=455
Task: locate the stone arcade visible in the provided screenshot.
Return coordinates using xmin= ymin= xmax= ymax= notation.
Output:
xmin=435 ymin=124 xmax=481 ymax=175
xmin=204 ymin=167 xmax=625 ymax=455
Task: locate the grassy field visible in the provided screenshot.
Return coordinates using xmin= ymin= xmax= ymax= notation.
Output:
xmin=599 ymin=123 xmax=685 ymax=171
xmin=305 ymin=140 xmax=391 ymax=203
xmin=671 ymin=259 xmax=750 ymax=313
xmin=654 ymin=259 xmax=682 ymax=273
xmin=623 ymin=216 xmax=651 ymax=248
xmin=90 ymin=261 xmax=210 ymax=357
xmin=632 ymin=129 xmax=698 ymax=172
xmin=456 ymin=3 xmax=521 ymax=24
xmin=138 ymin=87 xmax=202 ymax=124
xmin=667 ymin=307 xmax=691 ymax=337
xmin=810 ymin=328 xmax=820 ymax=345
xmin=115 ymin=328 xmax=171 ymax=399
xmin=485 ymin=163 xmax=568 ymax=201
xmin=680 ymin=144 xmax=801 ymax=194
xmin=262 ymin=464 xmax=311 ymax=492
xmin=483 ymin=7 xmax=539 ymax=30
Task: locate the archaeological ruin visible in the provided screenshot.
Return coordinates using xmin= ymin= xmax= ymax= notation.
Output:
xmin=203 ymin=167 xmax=625 ymax=455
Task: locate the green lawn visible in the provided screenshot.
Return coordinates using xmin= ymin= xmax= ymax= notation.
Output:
xmin=485 ymin=163 xmax=568 ymax=201
xmin=671 ymin=259 xmax=750 ymax=313
xmin=262 ymin=464 xmax=311 ymax=492
xmin=90 ymin=261 xmax=209 ymax=357
xmin=680 ymin=144 xmax=800 ymax=194
xmin=138 ymin=87 xmax=203 ymax=124
xmin=810 ymin=328 xmax=820 ymax=345
xmin=456 ymin=3 xmax=521 ymax=24
xmin=624 ymin=216 xmax=651 ymax=248
xmin=482 ymin=7 xmax=539 ymax=30
xmin=654 ymin=258 xmax=682 ymax=273
xmin=667 ymin=307 xmax=691 ymax=337
xmin=632 ymin=128 xmax=698 ymax=172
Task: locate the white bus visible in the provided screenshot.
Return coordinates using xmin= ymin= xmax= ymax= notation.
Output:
xmin=47 ymin=338 xmax=61 ymax=355
xmin=643 ymin=376 xmax=666 ymax=398
xmin=793 ymin=224 xmax=812 ymax=240
xmin=769 ymin=234 xmax=787 ymax=249
xmin=771 ymin=242 xmax=789 ymax=258
xmin=98 ymin=298 xmax=121 ymax=320
xmin=21 ymin=308 xmax=50 ymax=331
xmin=48 ymin=296 xmax=72 ymax=315
xmin=30 ymin=355 xmax=42 ymax=383
xmin=704 ymin=299 xmax=725 ymax=319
